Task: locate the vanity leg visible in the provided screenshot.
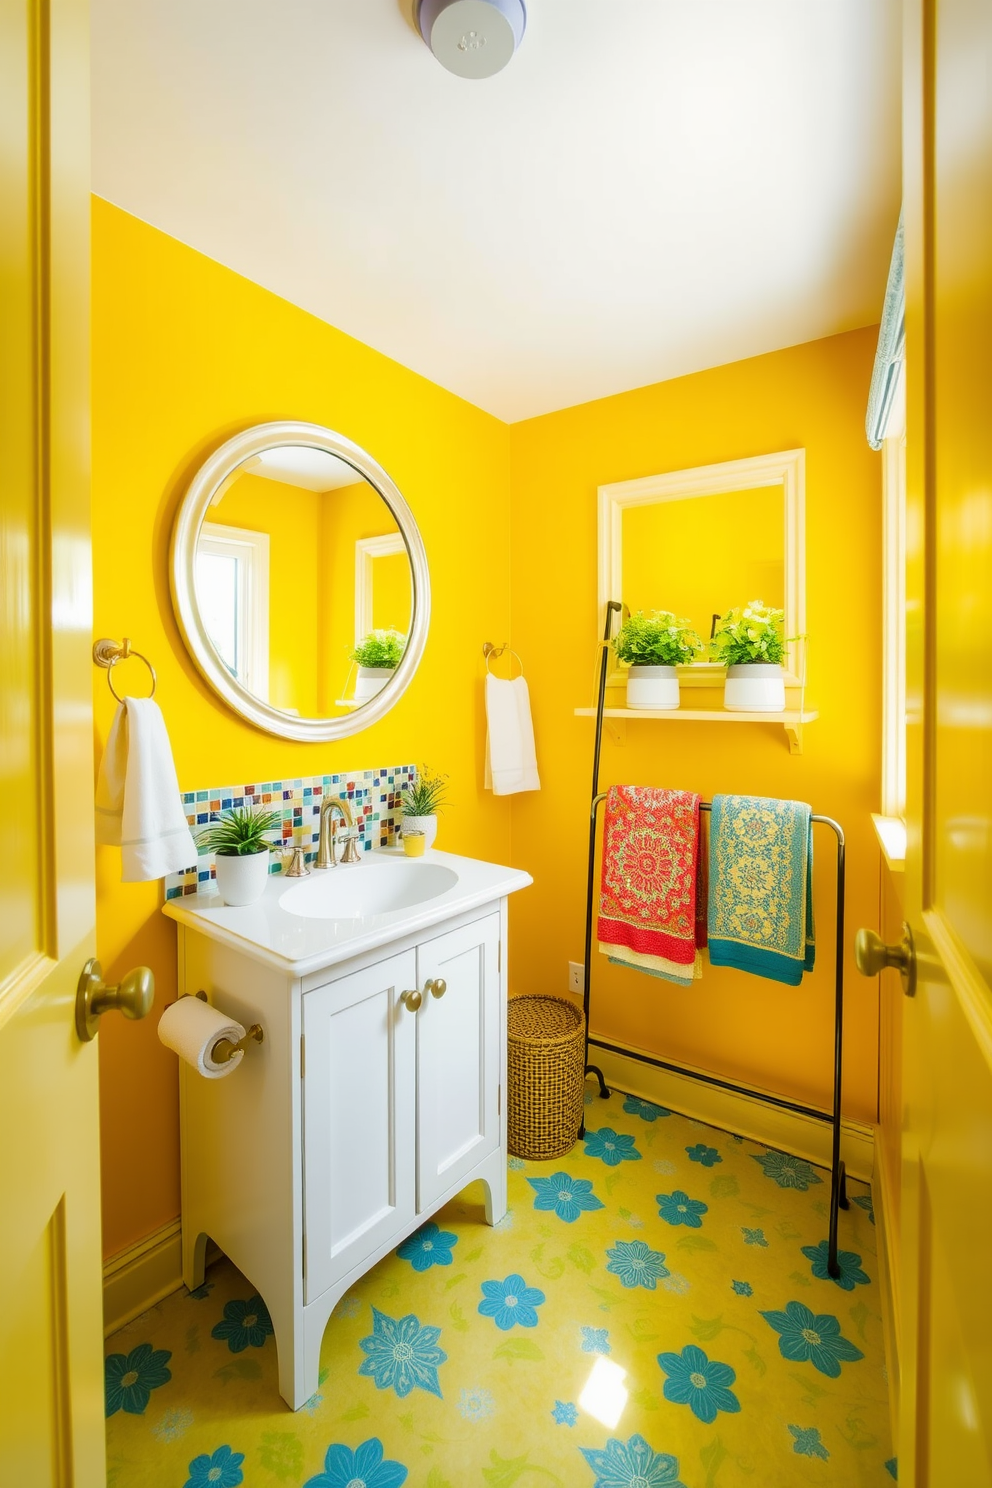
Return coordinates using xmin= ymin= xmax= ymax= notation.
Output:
xmin=268 ymin=1295 xmax=316 ymax=1412
xmin=182 ymin=1228 xmax=208 ymax=1292
xmin=479 ymin=1149 xmax=508 ymax=1226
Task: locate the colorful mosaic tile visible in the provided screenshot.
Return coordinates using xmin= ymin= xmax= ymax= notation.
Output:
xmin=164 ymin=765 xmax=416 ymax=900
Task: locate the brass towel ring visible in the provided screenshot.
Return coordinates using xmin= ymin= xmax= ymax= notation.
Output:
xmin=93 ymin=637 xmax=158 ymax=702
xmin=483 ymin=641 xmax=523 ymax=680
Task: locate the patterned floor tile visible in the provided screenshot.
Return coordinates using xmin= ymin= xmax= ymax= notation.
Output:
xmin=105 ymin=1091 xmax=892 ymax=1487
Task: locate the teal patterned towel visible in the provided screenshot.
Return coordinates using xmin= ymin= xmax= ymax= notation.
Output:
xmin=707 ymin=795 xmax=814 ymax=987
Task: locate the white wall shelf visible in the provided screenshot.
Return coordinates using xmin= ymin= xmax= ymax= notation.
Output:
xmin=574 ymin=706 xmax=818 ymax=755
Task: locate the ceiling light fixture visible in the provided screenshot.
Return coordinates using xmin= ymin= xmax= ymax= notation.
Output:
xmin=416 ymin=0 xmax=527 ymax=79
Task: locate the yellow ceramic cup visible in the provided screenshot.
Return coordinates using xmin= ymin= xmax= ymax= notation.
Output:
xmin=402 ymin=831 xmax=426 ymax=858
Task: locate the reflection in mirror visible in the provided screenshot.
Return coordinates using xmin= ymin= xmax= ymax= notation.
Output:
xmin=621 ymin=486 xmax=784 ymax=642
xmin=193 ymin=446 xmax=412 ymax=718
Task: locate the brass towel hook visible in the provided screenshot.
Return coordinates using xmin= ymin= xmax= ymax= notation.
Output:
xmin=93 ymin=636 xmax=157 ymax=702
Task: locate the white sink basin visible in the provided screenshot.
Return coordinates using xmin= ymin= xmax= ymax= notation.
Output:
xmin=279 ymin=859 xmax=459 ymax=921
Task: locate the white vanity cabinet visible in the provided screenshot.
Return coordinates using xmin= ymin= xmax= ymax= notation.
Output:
xmin=166 ymin=857 xmax=526 ymax=1412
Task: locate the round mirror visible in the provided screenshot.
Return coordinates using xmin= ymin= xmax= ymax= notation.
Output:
xmin=171 ymin=421 xmax=429 ymax=740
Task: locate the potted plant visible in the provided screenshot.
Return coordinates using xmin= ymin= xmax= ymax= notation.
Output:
xmin=350 ymin=629 xmax=406 ymax=702
xmin=612 ymin=610 xmax=703 ymax=709
xmin=400 ymin=766 xmax=449 ymax=851
xmin=197 ymin=805 xmax=282 ymax=906
xmin=710 ymin=600 xmax=787 ymax=712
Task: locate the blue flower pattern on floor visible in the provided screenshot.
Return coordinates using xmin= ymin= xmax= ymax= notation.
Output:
xmin=105 ymin=1342 xmax=172 ymax=1416
xmin=357 ymin=1307 xmax=447 ymax=1398
xmin=528 ymin=1171 xmax=605 ymax=1221
xmin=104 ymin=1090 xmax=890 ymax=1486
xmin=760 ymin=1299 xmax=866 ymax=1376
xmin=656 ymin=1189 xmax=708 ymax=1227
xmin=210 ymin=1295 xmax=273 ymax=1353
xmin=303 ymin=1437 xmax=408 ymax=1488
xmin=853 ymin=1191 xmax=876 ymax=1224
xmin=623 ymin=1095 xmax=672 ymax=1122
xmin=584 ymin=1127 xmax=642 ymax=1166
xmin=581 ymin=1326 xmax=611 ymax=1354
xmin=656 ymin=1343 xmax=741 ymax=1423
xmin=752 ymin=1149 xmax=823 ymax=1189
xmin=606 ymin=1239 xmax=670 ymax=1290
xmin=686 ymin=1143 xmax=722 ymax=1167
xmin=478 ymin=1273 xmax=545 ymax=1329
xmin=790 ymin=1424 xmax=830 ymax=1459
xmin=801 ymin=1238 xmax=871 ymax=1290
xmin=396 ymin=1220 xmax=457 ymax=1271
xmin=183 ymin=1444 xmax=244 ymax=1488
xmin=579 ymin=1432 xmax=687 ymax=1487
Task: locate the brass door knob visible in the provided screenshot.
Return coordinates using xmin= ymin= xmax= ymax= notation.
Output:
xmin=427 ymin=978 xmax=447 ymax=999
xmin=401 ymin=989 xmax=423 ymax=1012
xmin=75 ymin=957 xmax=155 ymax=1042
xmin=854 ymin=922 xmax=916 ymax=997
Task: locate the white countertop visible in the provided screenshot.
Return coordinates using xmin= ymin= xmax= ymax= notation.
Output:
xmin=162 ymin=847 xmax=532 ymax=976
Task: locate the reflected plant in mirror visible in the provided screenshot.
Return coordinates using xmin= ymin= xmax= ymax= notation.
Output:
xmin=172 ymin=422 xmax=430 ymax=741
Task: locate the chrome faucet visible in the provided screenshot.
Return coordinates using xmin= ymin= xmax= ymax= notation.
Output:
xmin=316 ymin=796 xmax=355 ymax=869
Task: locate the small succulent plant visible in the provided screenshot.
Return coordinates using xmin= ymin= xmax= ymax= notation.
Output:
xmin=196 ymin=806 xmax=282 ymax=857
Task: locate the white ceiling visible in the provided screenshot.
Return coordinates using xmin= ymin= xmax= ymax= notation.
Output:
xmin=91 ymin=0 xmax=901 ymax=422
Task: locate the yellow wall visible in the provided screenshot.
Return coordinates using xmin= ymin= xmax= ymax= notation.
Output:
xmin=508 ymin=328 xmax=882 ymax=1123
xmin=91 ymin=198 xmax=511 ymax=1257
xmin=93 ymin=197 xmax=883 ymax=1260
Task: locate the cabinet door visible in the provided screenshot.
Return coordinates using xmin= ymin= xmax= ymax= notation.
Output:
xmin=416 ymin=913 xmax=501 ymax=1212
xmin=303 ymin=949 xmax=417 ymax=1303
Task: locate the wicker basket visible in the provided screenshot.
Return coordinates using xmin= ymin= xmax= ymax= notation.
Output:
xmin=507 ymin=995 xmax=586 ymax=1161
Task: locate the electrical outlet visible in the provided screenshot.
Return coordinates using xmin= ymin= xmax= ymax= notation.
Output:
xmin=568 ymin=962 xmax=584 ymax=994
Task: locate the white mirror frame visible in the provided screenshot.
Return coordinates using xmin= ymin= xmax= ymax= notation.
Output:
xmin=171 ymin=420 xmax=431 ymax=741
xmin=598 ymin=448 xmax=805 ymax=688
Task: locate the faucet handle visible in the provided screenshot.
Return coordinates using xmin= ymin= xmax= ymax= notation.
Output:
xmin=340 ymin=831 xmax=362 ymax=865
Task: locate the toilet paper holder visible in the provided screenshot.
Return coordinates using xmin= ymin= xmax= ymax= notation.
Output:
xmin=183 ymin=990 xmax=264 ymax=1064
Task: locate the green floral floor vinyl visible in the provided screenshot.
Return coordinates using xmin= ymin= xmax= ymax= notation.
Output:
xmin=105 ymin=1091 xmax=893 ymax=1488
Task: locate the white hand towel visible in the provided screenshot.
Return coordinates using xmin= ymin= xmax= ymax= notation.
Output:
xmin=95 ymin=698 xmax=198 ymax=882
xmin=485 ymin=674 xmax=541 ymax=796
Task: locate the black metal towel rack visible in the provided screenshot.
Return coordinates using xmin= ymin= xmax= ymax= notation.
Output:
xmin=581 ymin=600 xmax=849 ymax=1277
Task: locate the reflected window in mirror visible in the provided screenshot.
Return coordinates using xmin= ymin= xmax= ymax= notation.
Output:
xmin=196 ymin=524 xmax=270 ymax=699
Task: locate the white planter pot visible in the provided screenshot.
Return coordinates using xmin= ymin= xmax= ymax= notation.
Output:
xmin=626 ymin=664 xmax=680 ymax=710
xmin=354 ymin=666 xmax=394 ymax=702
xmin=214 ymin=850 xmax=271 ymax=906
xmin=402 ymin=814 xmax=437 ymax=850
xmin=724 ymin=663 xmax=786 ymax=713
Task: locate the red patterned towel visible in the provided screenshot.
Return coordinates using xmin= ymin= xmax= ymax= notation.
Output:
xmin=598 ymin=786 xmax=705 ymax=979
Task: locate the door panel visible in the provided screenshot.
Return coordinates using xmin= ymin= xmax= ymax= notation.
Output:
xmin=417 ymin=914 xmax=500 ymax=1212
xmin=901 ymin=0 xmax=992 ymax=1480
xmin=302 ymin=951 xmax=417 ymax=1303
xmin=0 ymin=0 xmax=101 ymax=1481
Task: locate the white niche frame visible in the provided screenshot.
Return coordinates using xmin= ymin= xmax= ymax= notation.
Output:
xmin=598 ymin=448 xmax=806 ymax=688
xmin=354 ymin=532 xmax=407 ymax=645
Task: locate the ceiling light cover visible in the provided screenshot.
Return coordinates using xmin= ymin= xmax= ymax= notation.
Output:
xmin=416 ymin=0 xmax=526 ymax=79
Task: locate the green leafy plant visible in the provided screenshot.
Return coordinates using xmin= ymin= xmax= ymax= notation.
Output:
xmin=196 ymin=806 xmax=282 ymax=857
xmin=350 ymin=629 xmax=406 ymax=669
xmin=402 ymin=765 xmax=449 ymax=818
xmin=612 ymin=610 xmax=703 ymax=667
xmin=709 ymin=601 xmax=786 ymax=666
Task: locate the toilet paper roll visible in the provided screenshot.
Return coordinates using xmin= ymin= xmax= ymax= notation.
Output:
xmin=158 ymin=994 xmax=246 ymax=1079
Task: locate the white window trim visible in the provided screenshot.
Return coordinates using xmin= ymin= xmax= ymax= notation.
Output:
xmin=881 ymin=362 xmax=907 ymax=821
xmin=598 ymin=449 xmax=806 ymax=687
xmin=198 ymin=522 xmax=270 ymax=701
xmin=354 ymin=532 xmax=407 ymax=644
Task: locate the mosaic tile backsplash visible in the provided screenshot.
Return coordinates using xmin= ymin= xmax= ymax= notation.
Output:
xmin=165 ymin=764 xmax=416 ymax=900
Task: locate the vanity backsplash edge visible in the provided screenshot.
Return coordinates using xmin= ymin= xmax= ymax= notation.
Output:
xmin=165 ymin=764 xmax=416 ymax=900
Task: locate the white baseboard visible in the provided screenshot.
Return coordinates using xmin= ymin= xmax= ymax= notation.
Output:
xmin=591 ymin=1040 xmax=874 ymax=1183
xmin=103 ymin=1219 xmax=184 ymax=1337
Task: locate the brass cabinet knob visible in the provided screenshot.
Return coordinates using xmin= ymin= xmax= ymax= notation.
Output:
xmin=427 ymin=978 xmax=447 ymax=999
xmin=854 ymin=922 xmax=916 ymax=997
xmin=75 ymin=957 xmax=155 ymax=1042
xmin=401 ymin=989 xmax=423 ymax=1012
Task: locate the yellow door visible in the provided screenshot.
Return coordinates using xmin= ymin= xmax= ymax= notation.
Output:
xmin=0 ymin=0 xmax=104 ymax=1481
xmin=895 ymin=1 xmax=992 ymax=1481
